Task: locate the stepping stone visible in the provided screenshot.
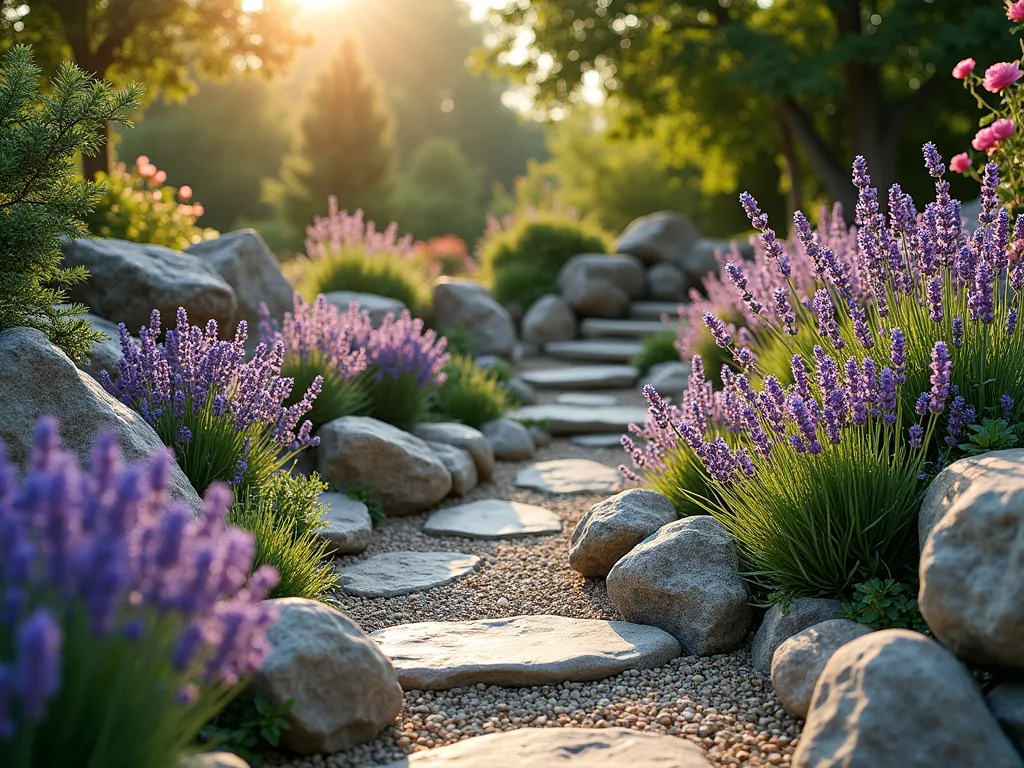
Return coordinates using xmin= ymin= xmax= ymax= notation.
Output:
xmin=570 ymin=433 xmax=627 ymax=448
xmin=371 ymin=615 xmax=681 ymax=690
xmin=545 ymin=339 xmax=644 ymax=364
xmin=510 ymin=404 xmax=647 ymax=435
xmin=317 ymin=492 xmax=372 ymax=554
xmin=423 ymin=500 xmax=562 ymax=539
xmin=556 ymin=392 xmax=618 ymax=407
xmin=519 ymin=365 xmax=639 ymax=390
xmin=580 ymin=318 xmax=668 ymax=339
xmin=515 ymin=459 xmax=624 ymax=495
xmin=630 ymin=301 xmax=680 ymax=321
xmin=376 ymin=726 xmax=712 ymax=767
xmin=336 ymin=551 xmax=481 ymax=598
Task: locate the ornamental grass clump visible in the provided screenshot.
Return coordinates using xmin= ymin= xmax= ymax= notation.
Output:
xmin=102 ymin=308 xmax=321 ymax=495
xmin=433 ymin=353 xmax=511 ymax=429
xmin=0 ymin=418 xmax=279 ymax=767
xmin=260 ymin=293 xmax=370 ymax=432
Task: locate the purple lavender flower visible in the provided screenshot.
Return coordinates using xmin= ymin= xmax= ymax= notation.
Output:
xmin=1002 ymin=393 xmax=1015 ymax=421
xmin=849 ymin=300 xmax=873 ymax=348
xmin=791 ymin=354 xmax=809 ymax=399
xmin=642 ymin=384 xmax=671 ymax=430
xmin=739 ymin=192 xmax=769 ymax=230
xmin=812 ymin=289 xmax=845 ymax=349
xmin=929 ymin=341 xmax=952 ymax=414
xmin=889 ymin=328 xmax=906 ymax=385
xmin=788 ymin=395 xmax=822 ymax=454
xmin=944 ymin=395 xmax=968 ymax=446
xmin=915 ymin=392 xmax=931 ymax=417
xmin=14 ymin=609 xmax=62 ymax=722
xmin=365 ymin=311 xmax=448 ymax=389
xmin=923 ymin=143 xmax=945 ymax=178
xmin=1008 ymin=308 xmax=1019 ymax=336
xmin=773 ymin=287 xmax=796 ymax=333
xmin=878 ymin=368 xmax=898 ymax=425
xmin=952 ymin=316 xmax=964 ymax=347
xmin=926 ymin=276 xmax=944 ymax=323
xmin=908 ymin=424 xmax=924 ymax=448
xmin=759 ymin=375 xmax=788 ymax=435
xmin=703 ymin=312 xmax=732 ymax=348
xmin=724 ymin=262 xmax=752 ymax=302
xmin=969 ymin=261 xmax=995 ymax=324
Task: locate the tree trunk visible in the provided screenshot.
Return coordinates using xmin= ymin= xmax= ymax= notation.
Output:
xmin=777 ymin=97 xmax=856 ymax=214
xmin=778 ymin=113 xmax=805 ymax=228
xmin=81 ymin=120 xmax=113 ymax=179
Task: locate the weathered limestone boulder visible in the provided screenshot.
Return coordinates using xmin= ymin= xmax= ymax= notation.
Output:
xmin=322 ymin=291 xmax=406 ymax=327
xmin=187 ymin=229 xmax=293 ymax=339
xmin=481 ymin=418 xmax=536 ymax=461
xmin=616 ymin=212 xmax=701 ymax=266
xmin=251 ymin=598 xmax=404 ymax=754
xmin=411 ymin=422 xmax=495 ymax=480
xmin=680 ymin=238 xmax=728 ymax=285
xmin=433 ymin=279 xmax=517 ymax=359
xmin=61 ymin=237 xmax=236 ymax=333
xmin=646 ymin=262 xmax=687 ymax=302
xmin=317 ymin=416 xmax=452 ymax=515
xmin=606 ymin=515 xmax=751 ymax=655
xmin=569 ymin=489 xmax=677 ymax=578
xmin=770 ymin=618 xmax=874 ymax=718
xmin=919 ymin=450 xmax=1024 ymax=669
xmin=561 ymin=277 xmax=630 ymax=318
xmin=427 ymin=441 xmax=478 ymax=496
xmin=0 ymin=327 xmax=200 ymax=512
xmin=76 ymin=312 xmax=125 ymax=381
xmin=793 ymin=630 xmax=1022 ymax=768
xmin=751 ymin=598 xmax=842 ymax=676
xmin=521 ymin=294 xmax=577 ymax=346
xmin=558 ymin=253 xmax=646 ymax=300
xmin=988 ymin=683 xmax=1024 ymax=752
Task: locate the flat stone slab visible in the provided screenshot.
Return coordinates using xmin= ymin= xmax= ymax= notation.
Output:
xmin=580 ymin=318 xmax=668 ymax=339
xmin=336 ymin=551 xmax=481 ymax=598
xmin=371 ymin=615 xmax=681 ymax=690
xmin=423 ymin=500 xmax=562 ymax=539
xmin=515 ymin=459 xmax=625 ymax=495
xmin=545 ymin=339 xmax=644 ymax=363
xmin=510 ymin=404 xmax=647 ymax=435
xmin=556 ymin=392 xmax=618 ymax=407
xmin=519 ymin=365 xmax=639 ymax=390
xmin=570 ymin=433 xmax=627 ymax=448
xmin=377 ymin=727 xmax=711 ymax=767
xmin=318 ymin=492 xmax=372 ymax=554
xmin=630 ymin=301 xmax=680 ymax=321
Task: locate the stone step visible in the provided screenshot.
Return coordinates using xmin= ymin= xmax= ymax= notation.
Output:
xmin=510 ymin=404 xmax=646 ymax=436
xmin=545 ymin=339 xmax=644 ymax=364
xmin=580 ymin=318 xmax=668 ymax=339
xmin=371 ymin=614 xmax=681 ymax=690
xmin=515 ymin=458 xmax=624 ymax=495
xmin=423 ymin=499 xmax=562 ymax=540
xmin=629 ymin=301 xmax=680 ymax=321
xmin=518 ymin=365 xmax=638 ymax=390
xmin=336 ymin=551 xmax=481 ymax=598
xmin=570 ymin=433 xmax=628 ymax=448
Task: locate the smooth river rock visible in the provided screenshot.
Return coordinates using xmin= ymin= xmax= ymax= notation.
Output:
xmin=336 ymin=551 xmax=481 ymax=598
xmin=569 ymin=489 xmax=677 ymax=578
xmin=423 ymin=500 xmax=562 ymax=540
xmin=515 ymin=459 xmax=624 ymax=495
xmin=317 ymin=492 xmax=372 ymax=554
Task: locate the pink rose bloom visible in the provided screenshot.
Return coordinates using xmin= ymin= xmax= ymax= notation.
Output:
xmin=953 ymin=58 xmax=976 ymax=79
xmin=973 ymin=127 xmax=998 ymax=151
xmin=992 ymin=118 xmax=1016 ymax=139
xmin=193 ymin=203 xmax=205 ymax=217
xmin=983 ymin=61 xmax=1023 ymax=92
xmin=179 ymin=185 xmax=193 ymax=201
xmin=135 ymin=155 xmax=150 ymax=168
xmin=950 ymin=153 xmax=973 ymax=173
xmin=1009 ymin=1 xmax=1024 ymax=21
xmin=153 ymin=170 xmax=168 ymax=184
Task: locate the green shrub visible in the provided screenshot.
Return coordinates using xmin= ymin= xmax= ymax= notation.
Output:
xmin=631 ymin=329 xmax=681 ymax=375
xmin=343 ymin=481 xmax=386 ymax=525
xmin=0 ymin=45 xmax=141 ymax=360
xmin=840 ymin=578 xmax=930 ymax=633
xmin=359 ymin=369 xmax=434 ymax=431
xmin=202 ymin=695 xmax=294 ymax=762
xmin=433 ymin=354 xmax=511 ymax=428
xmin=479 ymin=211 xmax=613 ymax=308
xmin=437 ymin=324 xmax=476 ymax=357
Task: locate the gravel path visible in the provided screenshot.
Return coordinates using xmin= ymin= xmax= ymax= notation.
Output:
xmin=266 ymin=380 xmax=803 ymax=768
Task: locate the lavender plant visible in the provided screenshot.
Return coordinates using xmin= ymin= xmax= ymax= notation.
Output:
xmin=102 ymin=308 xmax=321 ymax=495
xmin=0 ymin=418 xmax=279 ymax=766
xmin=260 ymin=294 xmax=370 ymax=432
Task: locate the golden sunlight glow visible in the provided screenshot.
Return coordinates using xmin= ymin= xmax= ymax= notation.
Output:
xmin=243 ymin=0 xmax=350 ymax=11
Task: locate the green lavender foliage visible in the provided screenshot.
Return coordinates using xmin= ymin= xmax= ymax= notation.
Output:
xmin=0 ymin=45 xmax=141 ymax=359
xmin=296 ymin=246 xmax=432 ymax=316
xmin=359 ymin=369 xmax=435 ymax=431
xmin=433 ymin=354 xmax=511 ymax=429
xmin=644 ymin=442 xmax=717 ymax=519
xmin=840 ymin=578 xmax=930 ymax=633
xmin=279 ymin=350 xmax=370 ymax=433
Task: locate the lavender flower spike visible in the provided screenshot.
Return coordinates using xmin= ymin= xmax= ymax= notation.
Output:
xmin=923 ymin=142 xmax=945 ymax=178
xmin=703 ymin=312 xmax=733 ymax=348
xmin=929 ymin=341 xmax=952 ymax=414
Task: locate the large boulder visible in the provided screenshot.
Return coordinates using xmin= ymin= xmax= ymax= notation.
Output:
xmin=411 ymin=422 xmax=495 ymax=480
xmin=316 ymin=416 xmax=452 ymax=515
xmin=562 ymin=278 xmax=630 ymax=318
xmin=751 ymin=598 xmax=842 ymax=677
xmin=645 ymin=262 xmax=687 ymax=302
xmin=433 ymin=279 xmax=517 ymax=359
xmin=770 ymin=618 xmax=874 ymax=718
xmin=481 ymin=418 xmax=536 ymax=461
xmin=187 ymin=229 xmax=293 ymax=338
xmin=569 ymin=489 xmax=677 ymax=578
xmin=251 ymin=598 xmax=404 ymax=754
xmin=0 ymin=327 xmax=200 ymax=511
xmin=646 ymin=360 xmax=689 ymax=398
xmin=558 ymin=253 xmax=646 ymax=300
xmin=615 ymin=212 xmax=701 ymax=266
xmin=793 ymin=630 xmax=1022 ymax=768
xmin=77 ymin=312 xmax=124 ymax=381
xmin=680 ymin=238 xmax=728 ymax=285
xmin=521 ymin=294 xmax=577 ymax=346
xmin=61 ymin=237 xmax=236 ymax=333
xmin=919 ymin=450 xmax=1024 ymax=669
xmin=605 ymin=515 xmax=751 ymax=655
xmin=988 ymin=683 xmax=1024 ymax=752
xmin=322 ymin=291 xmax=406 ymax=327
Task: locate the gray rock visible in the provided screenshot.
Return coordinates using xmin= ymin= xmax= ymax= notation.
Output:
xmin=988 ymin=683 xmax=1024 ymax=751
xmin=371 ymin=615 xmax=680 ymax=690
xmin=187 ymin=229 xmax=293 ymax=341
xmin=322 ymin=291 xmax=406 ymax=327
xmin=427 ymin=441 xmax=478 ymax=496
xmin=77 ymin=312 xmax=124 ymax=381
xmin=509 ymin=404 xmax=647 ymax=436
xmin=616 ymin=212 xmax=702 ymax=266
xmin=606 ymin=516 xmax=751 ymax=656
xmin=376 ymin=727 xmax=711 ymax=767
xmin=505 ymin=377 xmax=537 ymax=405
xmin=337 ymin=551 xmax=481 ymax=598
xmin=519 ymin=365 xmax=639 ymax=390
xmin=646 ymin=262 xmax=687 ymax=302
xmin=527 ymin=425 xmax=551 ymax=448
xmin=176 ymin=754 xmax=250 ymax=768
xmin=423 ymin=499 xmax=562 ymax=540
xmin=793 ymin=630 xmax=1022 ymax=768
xmin=411 ymin=422 xmax=495 ymax=480
xmin=570 ymin=433 xmax=626 ymax=448
xmin=580 ymin=318 xmax=667 ymax=339
xmin=545 ymin=339 xmax=643 ymax=364
xmin=316 ymin=417 xmax=452 ymax=515
xmin=562 ymin=276 xmax=630 ymax=318
xmin=680 ymin=238 xmax=729 ymax=284
xmin=556 ymin=392 xmax=618 ymax=407
xmin=558 ymin=253 xmax=647 ymax=299
xmin=646 ymin=361 xmax=690 ymax=397
xmin=251 ymin=598 xmax=403 ymax=754
xmin=751 ymin=598 xmax=843 ymax=677
xmin=61 ymin=237 xmax=236 ymax=333
xmin=569 ymin=489 xmax=677 ymax=578
xmin=0 ymin=328 xmax=200 ymax=512
xmin=515 ymin=459 xmax=624 ymax=495
xmin=433 ymin=279 xmax=517 ymax=359
xmin=521 ymin=294 xmax=577 ymax=346
xmin=318 ymin=492 xmax=372 ymax=554
xmin=919 ymin=450 xmax=1024 ymax=669
xmin=770 ymin=619 xmax=874 ymax=718
xmin=480 ymin=418 xmax=535 ymax=461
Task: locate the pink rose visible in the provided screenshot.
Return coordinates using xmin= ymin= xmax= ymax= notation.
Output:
xmin=983 ymin=61 xmax=1024 ymax=93
xmin=973 ymin=127 xmax=998 ymax=151
xmin=153 ymin=170 xmax=168 ymax=184
xmin=992 ymin=118 xmax=1016 ymax=139
xmin=138 ymin=163 xmax=157 ymax=178
xmin=193 ymin=204 xmax=205 ymax=217
xmin=178 ymin=185 xmax=193 ymax=201
xmin=950 ymin=153 xmax=973 ymax=173
xmin=953 ymin=58 xmax=976 ymax=80
xmin=135 ymin=155 xmax=150 ymax=168
xmin=1009 ymin=1 xmax=1024 ymax=21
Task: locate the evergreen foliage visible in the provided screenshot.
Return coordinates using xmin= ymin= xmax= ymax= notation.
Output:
xmin=0 ymin=45 xmax=140 ymax=360
xmin=433 ymin=354 xmax=511 ymax=429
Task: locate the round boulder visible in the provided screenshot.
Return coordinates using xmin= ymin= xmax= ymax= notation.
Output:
xmin=557 ymin=254 xmax=646 ymax=300
xmin=481 ymin=418 xmax=536 ymax=461
xmin=569 ymin=489 xmax=677 ymax=578
xmin=615 ymin=211 xmax=701 ymax=266
xmin=433 ymin=279 xmax=517 ymax=360
xmin=751 ymin=597 xmax=842 ymax=677
xmin=521 ymin=294 xmax=578 ymax=346
xmin=987 ymin=683 xmax=1024 ymax=752
xmin=646 ymin=262 xmax=687 ymax=302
